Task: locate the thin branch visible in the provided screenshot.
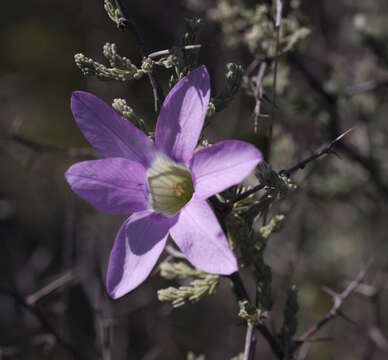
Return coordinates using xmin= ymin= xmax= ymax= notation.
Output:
xmin=246 ymin=55 xmax=266 ymax=77
xmin=234 ymin=129 xmax=352 ymax=204
xmin=0 ymin=333 xmax=56 ymax=358
xmin=165 ymin=244 xmax=186 ymax=259
xmin=345 ymin=79 xmax=388 ymax=95
xmin=268 ymin=0 xmax=283 ymax=159
xmin=210 ymin=196 xmax=282 ymax=358
xmin=288 ymin=52 xmax=388 ymax=200
xmin=229 ymin=273 xmax=284 ymax=359
xmin=94 ymin=269 xmax=114 ymax=360
xmin=233 ymin=183 xmax=266 ymax=204
xmin=253 ymin=61 xmax=268 ymax=134
xmin=113 ymin=0 xmax=164 ymax=111
xmin=248 ymin=292 xmax=260 ymax=360
xmin=5 ymin=134 xmax=98 ymax=158
xmin=26 ymin=269 xmax=79 ymax=306
xmin=148 ymin=45 xmax=202 ymax=59
xmin=243 ymin=323 xmax=255 ymax=360
xmin=0 ymin=286 xmax=82 ymax=359
xmin=248 ymin=60 xmax=269 ymax=360
xmin=230 ymin=272 xmax=251 ymax=302
xmin=359 ymin=268 xmax=388 ymax=358
xmin=288 ymin=52 xmax=337 ymax=107
xmin=369 ymin=327 xmax=388 ymax=353
xmin=278 ymin=128 xmax=354 ymax=178
xmin=275 ymin=0 xmax=283 ymax=27
xmin=256 ymin=324 xmax=284 ymax=359
xmin=292 ymin=258 xmax=374 ymax=353
xmin=209 ymin=196 xmax=283 ymax=359
xmin=114 ymin=0 xmax=144 ymax=47
xmin=297 ymin=342 xmax=311 ymax=360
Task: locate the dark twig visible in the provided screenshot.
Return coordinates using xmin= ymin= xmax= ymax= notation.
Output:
xmin=279 ymin=128 xmax=353 ymax=178
xmin=211 ymin=189 xmax=282 ymax=358
xmin=230 ymin=272 xmax=250 ymax=302
xmin=234 ymin=129 xmax=352 ymax=204
xmin=233 ymin=183 xmax=266 ymax=204
xmin=229 ymin=273 xmax=284 ymax=359
xmin=248 ymin=292 xmax=261 ymax=360
xmin=0 ymin=286 xmax=82 ymax=359
xmin=114 ymin=0 xmax=143 ymax=47
xmin=256 ymin=324 xmax=284 ymax=359
xmin=114 ymin=0 xmax=164 ymax=111
xmin=292 ymin=258 xmax=374 ymax=353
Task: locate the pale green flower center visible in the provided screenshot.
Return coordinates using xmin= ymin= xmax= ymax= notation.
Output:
xmin=147 ymin=154 xmax=194 ymax=216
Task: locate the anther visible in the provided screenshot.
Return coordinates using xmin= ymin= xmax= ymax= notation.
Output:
xmin=173 ymin=184 xmax=185 ymax=198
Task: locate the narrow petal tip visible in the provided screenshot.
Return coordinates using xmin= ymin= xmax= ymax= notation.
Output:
xmin=155 ymin=65 xmax=211 ymax=164
xmin=193 ymin=64 xmax=209 ymax=80
xmin=69 ymin=90 xmax=157 ymax=165
xmin=70 ymin=90 xmax=95 ymax=107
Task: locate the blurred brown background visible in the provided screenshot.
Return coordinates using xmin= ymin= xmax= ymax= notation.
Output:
xmin=1 ymin=1 xmax=388 ymax=359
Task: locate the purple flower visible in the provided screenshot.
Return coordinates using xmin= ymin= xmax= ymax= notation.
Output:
xmin=65 ymin=66 xmax=263 ymax=298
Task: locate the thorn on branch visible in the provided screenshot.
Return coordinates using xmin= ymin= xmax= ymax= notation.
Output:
xmin=234 ymin=128 xmax=352 ymax=204
xmin=291 ymin=258 xmax=374 ymax=354
xmin=278 ymin=128 xmax=354 ymax=178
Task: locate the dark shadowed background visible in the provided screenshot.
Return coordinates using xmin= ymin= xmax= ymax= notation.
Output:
xmin=1 ymin=1 xmax=388 ymax=359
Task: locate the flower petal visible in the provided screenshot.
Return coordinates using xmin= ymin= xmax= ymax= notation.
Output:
xmin=155 ymin=66 xmax=210 ymax=165
xmin=71 ymin=91 xmax=156 ymax=167
xmin=191 ymin=140 xmax=263 ymax=199
xmin=170 ymin=196 xmax=238 ymax=274
xmin=107 ymin=211 xmax=177 ymax=298
xmin=65 ymin=158 xmax=149 ymax=214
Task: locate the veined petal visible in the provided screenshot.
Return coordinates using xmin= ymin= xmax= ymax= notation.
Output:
xmin=71 ymin=91 xmax=156 ymax=167
xmin=107 ymin=211 xmax=177 ymax=299
xmin=191 ymin=140 xmax=263 ymax=199
xmin=155 ymin=66 xmax=210 ymax=165
xmin=170 ymin=196 xmax=238 ymax=274
xmin=65 ymin=158 xmax=148 ymax=214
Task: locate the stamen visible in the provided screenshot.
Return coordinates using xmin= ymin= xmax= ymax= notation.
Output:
xmin=147 ymin=154 xmax=194 ymax=216
xmin=173 ymin=184 xmax=185 ymax=198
